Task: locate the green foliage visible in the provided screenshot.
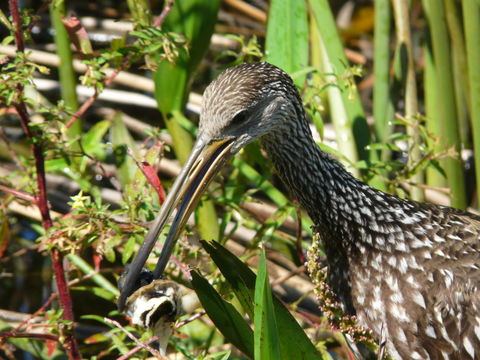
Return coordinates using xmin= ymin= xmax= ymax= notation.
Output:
xmin=254 ymin=248 xmax=281 ymax=360
xmin=266 ymin=0 xmax=309 ymax=86
xmin=1 ymin=0 xmax=479 ymax=359
xmin=191 ymin=270 xmax=254 ymax=358
xmin=0 ymin=52 xmax=49 ymax=105
xmin=217 ymin=35 xmax=263 ymax=65
xmin=196 ymin=241 xmax=322 ymax=360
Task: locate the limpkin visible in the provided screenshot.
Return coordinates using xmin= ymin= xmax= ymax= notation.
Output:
xmin=119 ymin=62 xmax=480 ymax=359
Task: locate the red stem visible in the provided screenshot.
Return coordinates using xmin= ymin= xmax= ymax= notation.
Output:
xmin=9 ymin=1 xmax=80 ymax=359
xmin=0 ymin=332 xmax=58 ymax=342
xmin=153 ymin=0 xmax=174 ymax=28
xmin=0 ymin=184 xmax=37 ymax=203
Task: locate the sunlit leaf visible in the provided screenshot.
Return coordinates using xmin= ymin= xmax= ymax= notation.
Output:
xmin=265 ymin=0 xmax=309 ymax=86
xmin=254 ymin=248 xmax=281 ymax=360
xmin=201 ymin=241 xmax=321 ymax=359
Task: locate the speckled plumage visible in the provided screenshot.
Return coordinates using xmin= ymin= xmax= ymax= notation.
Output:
xmin=201 ymin=62 xmax=480 ymax=359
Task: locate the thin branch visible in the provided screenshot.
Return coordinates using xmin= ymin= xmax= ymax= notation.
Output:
xmin=0 ymin=332 xmax=58 ymax=342
xmin=103 ymin=318 xmax=165 ymax=359
xmin=8 ymin=1 xmax=80 ymax=358
xmin=176 ymin=311 xmax=205 ymax=328
xmin=65 ymin=66 xmax=121 ymax=129
xmin=13 ymin=293 xmax=57 ymax=333
xmin=153 ymin=0 xmax=174 ymax=28
xmin=117 ymin=336 xmax=159 ymax=360
xmin=0 ymin=184 xmax=37 ymax=203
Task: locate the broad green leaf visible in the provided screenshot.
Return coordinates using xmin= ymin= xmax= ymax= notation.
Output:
xmin=154 ymin=0 xmax=221 ymax=113
xmin=201 ymin=241 xmax=321 ymax=360
xmin=190 ymin=270 xmax=254 ymax=358
xmin=265 ymin=0 xmax=309 ymax=86
xmin=122 ymin=235 xmax=136 ymax=264
xmin=254 ymin=248 xmax=282 ymax=360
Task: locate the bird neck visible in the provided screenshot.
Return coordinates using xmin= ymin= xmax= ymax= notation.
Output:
xmin=260 ymin=120 xmax=418 ymax=256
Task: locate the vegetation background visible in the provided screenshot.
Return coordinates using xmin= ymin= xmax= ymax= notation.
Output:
xmin=0 ymin=0 xmax=479 ymax=359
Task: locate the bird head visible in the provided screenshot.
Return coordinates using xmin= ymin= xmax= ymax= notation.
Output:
xmin=118 ymin=62 xmax=299 ymax=311
xmin=199 ymin=62 xmax=300 ymax=153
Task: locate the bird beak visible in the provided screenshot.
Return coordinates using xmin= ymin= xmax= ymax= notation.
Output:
xmin=118 ymin=134 xmax=235 ymax=311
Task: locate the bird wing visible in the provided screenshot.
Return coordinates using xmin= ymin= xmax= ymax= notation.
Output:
xmin=416 ymin=206 xmax=480 ymax=359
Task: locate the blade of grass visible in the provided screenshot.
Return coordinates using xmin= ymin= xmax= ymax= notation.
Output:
xmin=445 ymin=0 xmax=470 ymax=148
xmin=66 ymin=254 xmax=119 ymax=298
xmin=424 ymin=21 xmax=447 ymax=188
xmin=49 ymin=0 xmax=81 ymax=142
xmin=462 ymin=0 xmax=480 ymax=208
xmin=254 ymin=247 xmax=282 ymax=360
xmin=308 ymin=0 xmax=386 ymax=191
xmin=392 ymin=0 xmax=424 ymax=201
xmin=265 ymin=0 xmax=309 ymax=86
xmin=307 ymin=0 xmax=368 ymax=159
xmin=423 ymin=0 xmax=466 ymax=208
xmin=316 ymin=24 xmax=360 ymax=178
xmin=309 ymin=12 xmax=328 ymax=141
xmin=373 ymin=0 xmax=394 ymax=146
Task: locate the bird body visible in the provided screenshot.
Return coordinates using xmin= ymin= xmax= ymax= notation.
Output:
xmin=120 ymin=62 xmax=480 ymax=359
xmin=248 ymin=63 xmax=480 ymax=359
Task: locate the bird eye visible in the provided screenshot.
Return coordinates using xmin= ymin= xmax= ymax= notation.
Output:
xmin=231 ymin=110 xmax=248 ymax=125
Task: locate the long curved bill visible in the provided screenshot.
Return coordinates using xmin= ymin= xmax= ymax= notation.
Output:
xmin=118 ymin=134 xmax=235 ymax=311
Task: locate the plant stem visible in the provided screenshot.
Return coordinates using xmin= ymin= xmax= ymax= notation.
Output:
xmin=308 ymin=0 xmax=386 ymax=191
xmin=392 ymin=0 xmax=424 ymax=201
xmin=49 ymin=0 xmax=81 ymax=138
xmin=423 ymin=0 xmax=466 ymax=209
xmin=423 ymin=17 xmax=446 ymax=189
xmin=9 ymin=1 xmax=80 ymax=358
xmin=373 ymin=0 xmax=393 ymax=144
xmin=463 ymin=0 xmax=480 ymax=208
xmin=444 ymin=0 xmax=470 ymax=148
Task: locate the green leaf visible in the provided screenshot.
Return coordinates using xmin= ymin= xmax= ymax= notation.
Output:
xmin=84 ymin=332 xmax=110 ymax=344
xmin=190 ymin=270 xmax=254 ymax=358
xmin=110 ymin=112 xmax=138 ymax=190
xmin=66 ymin=253 xmax=119 ymax=296
xmin=201 ymin=241 xmax=321 ymax=360
xmin=122 ymin=235 xmax=136 ymax=264
xmin=265 ymin=0 xmax=309 ymax=86
xmin=153 ymin=0 xmax=220 ymax=116
xmin=81 ymin=120 xmax=111 ymax=157
xmin=254 ymin=248 xmax=282 ymax=360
